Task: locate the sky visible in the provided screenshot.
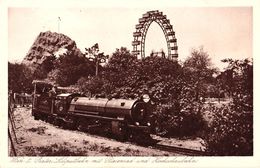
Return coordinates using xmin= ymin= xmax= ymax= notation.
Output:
xmin=8 ymin=7 xmax=252 ymax=70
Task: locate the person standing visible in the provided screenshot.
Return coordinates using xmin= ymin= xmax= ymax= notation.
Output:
xmin=20 ymin=92 xmax=25 ymax=107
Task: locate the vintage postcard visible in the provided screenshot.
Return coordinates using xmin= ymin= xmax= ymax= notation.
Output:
xmin=1 ymin=0 xmax=259 ymax=167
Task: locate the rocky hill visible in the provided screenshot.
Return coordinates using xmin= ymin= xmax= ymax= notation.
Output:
xmin=22 ymin=31 xmax=83 ymax=70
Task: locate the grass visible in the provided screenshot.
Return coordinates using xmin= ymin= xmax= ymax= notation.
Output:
xmin=27 ymin=126 xmax=47 ymax=135
xmin=25 ymin=143 xmax=88 ymax=156
xmin=82 ymin=139 xmax=89 ymax=145
xmin=88 ymin=143 xmax=99 ymax=151
xmin=100 ymin=146 xmax=111 ymax=153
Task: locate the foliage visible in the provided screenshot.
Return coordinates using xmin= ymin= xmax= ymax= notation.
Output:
xmin=76 ymin=76 xmax=107 ymax=97
xmin=85 ymin=43 xmax=109 ymax=76
xmin=147 ymin=47 xmax=215 ymax=137
xmin=221 ymin=58 xmax=253 ymax=109
xmin=102 ymin=47 xmax=183 ymax=103
xmin=182 ymin=47 xmax=216 ymax=101
xmin=8 ymin=62 xmax=33 ymax=93
xmin=135 ymin=56 xmax=182 ymax=103
xmin=48 ymin=49 xmax=95 ymax=86
xmin=103 ymin=47 xmax=138 ymax=88
xmin=152 ymin=103 xmax=206 ymax=137
xmin=204 ymin=58 xmax=253 ymax=156
xmin=204 ymin=104 xmax=253 ymax=156
xmin=32 ymin=54 xmax=56 ymax=79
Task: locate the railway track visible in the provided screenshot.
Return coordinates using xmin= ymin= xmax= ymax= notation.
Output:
xmin=154 ymin=143 xmax=209 ymax=156
xmin=72 ymin=131 xmax=209 ymax=156
xmin=67 ymin=130 xmax=209 ymax=156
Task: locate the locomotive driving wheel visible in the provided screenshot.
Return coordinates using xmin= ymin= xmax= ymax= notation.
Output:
xmin=111 ymin=121 xmax=129 ymax=141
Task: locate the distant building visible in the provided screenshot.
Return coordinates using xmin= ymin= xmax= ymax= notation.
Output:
xmin=150 ymin=51 xmax=166 ymax=58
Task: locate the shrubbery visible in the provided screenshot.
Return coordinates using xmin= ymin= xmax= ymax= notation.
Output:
xmin=203 ymin=103 xmax=253 ymax=155
xmin=203 ymin=59 xmax=253 ymax=155
xmin=8 ymin=62 xmax=34 ymax=93
xmin=152 ymin=102 xmax=206 ymax=137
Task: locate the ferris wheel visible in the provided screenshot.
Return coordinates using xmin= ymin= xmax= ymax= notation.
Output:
xmin=132 ymin=10 xmax=178 ymax=60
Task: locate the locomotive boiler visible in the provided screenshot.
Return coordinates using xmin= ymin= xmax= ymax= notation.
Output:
xmin=32 ymin=80 xmax=151 ymax=140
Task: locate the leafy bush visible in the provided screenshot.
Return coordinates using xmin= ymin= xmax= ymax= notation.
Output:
xmin=203 ymin=59 xmax=253 ymax=156
xmin=8 ymin=62 xmax=33 ymax=93
xmin=203 ymin=104 xmax=253 ymax=156
xmin=153 ymin=102 xmax=206 ymax=137
xmin=77 ymin=76 xmax=107 ymax=97
xmin=103 ymin=48 xmax=182 ymax=103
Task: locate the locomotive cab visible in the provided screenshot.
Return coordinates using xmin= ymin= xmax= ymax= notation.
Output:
xmin=32 ymin=80 xmax=54 ymax=118
xmin=52 ymin=93 xmax=81 ymax=128
xmin=55 ymin=93 xmax=79 ymax=114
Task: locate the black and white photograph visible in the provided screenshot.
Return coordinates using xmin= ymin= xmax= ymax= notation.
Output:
xmin=1 ymin=0 xmax=259 ymax=167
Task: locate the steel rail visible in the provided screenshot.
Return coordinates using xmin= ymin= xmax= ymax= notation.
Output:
xmin=154 ymin=144 xmax=209 ymax=156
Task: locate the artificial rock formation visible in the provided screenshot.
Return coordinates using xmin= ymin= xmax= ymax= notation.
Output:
xmin=22 ymin=31 xmax=83 ymax=71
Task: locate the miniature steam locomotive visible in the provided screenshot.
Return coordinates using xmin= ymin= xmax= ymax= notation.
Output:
xmin=31 ymin=80 xmax=152 ymax=140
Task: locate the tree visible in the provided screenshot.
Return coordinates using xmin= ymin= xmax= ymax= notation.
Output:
xmin=154 ymin=47 xmax=216 ymax=137
xmin=85 ymin=43 xmax=108 ymax=76
xmin=49 ymin=49 xmax=95 ymax=86
xmin=182 ymin=47 xmax=216 ymax=101
xmin=8 ymin=62 xmax=33 ymax=93
xmin=77 ymin=76 xmax=105 ymax=97
xmin=221 ymin=58 xmax=253 ymax=108
xmin=216 ymin=69 xmax=234 ymax=98
xmin=204 ymin=58 xmax=253 ymax=155
xmin=103 ymin=47 xmax=138 ymax=88
xmin=33 ymin=54 xmax=56 ymax=79
xmin=134 ymin=56 xmax=182 ymax=103
xmin=103 ymin=47 xmax=182 ymax=102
